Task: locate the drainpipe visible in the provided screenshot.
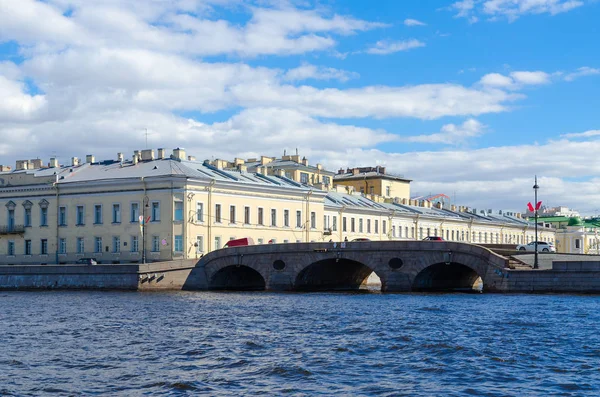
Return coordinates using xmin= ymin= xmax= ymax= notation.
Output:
xmin=305 ymin=189 xmax=313 ymax=242
xmin=339 ymin=204 xmax=346 ymax=242
xmin=207 ymin=179 xmax=215 ymax=252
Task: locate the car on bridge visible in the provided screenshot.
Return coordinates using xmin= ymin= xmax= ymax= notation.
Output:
xmin=516 ymin=241 xmax=556 ymax=252
xmin=76 ymin=258 xmax=97 ymax=265
xmin=423 ymin=236 xmax=444 ymax=241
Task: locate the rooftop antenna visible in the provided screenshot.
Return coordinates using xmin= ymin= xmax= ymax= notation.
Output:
xmin=145 ymin=128 xmax=149 ymax=149
xmin=296 ymin=148 xmax=298 ymax=155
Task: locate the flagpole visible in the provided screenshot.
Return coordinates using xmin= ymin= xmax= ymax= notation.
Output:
xmin=533 ymin=176 xmax=539 ymax=269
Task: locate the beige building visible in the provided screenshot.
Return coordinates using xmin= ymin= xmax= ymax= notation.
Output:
xmin=333 ymin=166 xmax=412 ymax=202
xmin=0 ymin=149 xmax=555 ymax=265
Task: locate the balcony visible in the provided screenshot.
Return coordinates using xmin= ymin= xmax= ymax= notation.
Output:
xmin=0 ymin=225 xmax=25 ymax=235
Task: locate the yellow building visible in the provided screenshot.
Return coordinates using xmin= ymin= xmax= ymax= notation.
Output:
xmin=0 ymin=148 xmax=555 ymax=265
xmin=333 ymin=166 xmax=411 ymax=201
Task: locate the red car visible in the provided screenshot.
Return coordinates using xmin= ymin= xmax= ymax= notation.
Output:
xmin=423 ymin=236 xmax=444 ymax=241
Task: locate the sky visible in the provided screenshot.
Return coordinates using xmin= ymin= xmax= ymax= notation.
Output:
xmin=1 ymin=0 xmax=599 ymax=215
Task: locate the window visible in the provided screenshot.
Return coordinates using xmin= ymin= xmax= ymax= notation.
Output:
xmin=427 ymin=228 xmax=431 ymax=237
xmin=196 ymin=202 xmax=204 ymax=222
xmin=324 ymin=215 xmax=329 ymax=230
xmin=258 ymin=208 xmax=264 ymax=225
xmin=258 ymin=238 xmax=264 ymax=245
xmin=300 ymin=172 xmax=309 ymax=184
xmin=25 ymin=240 xmax=32 ymax=255
xmin=77 ymin=237 xmax=84 ymax=254
xmin=59 ymin=206 xmax=67 ymax=226
xmin=411 ymin=227 xmax=415 ymax=238
xmin=40 ymin=207 xmax=48 ymax=226
xmin=130 ymin=202 xmax=139 ymax=223
xmin=386 ymin=186 xmax=391 ymax=196
xmin=575 ymin=239 xmax=581 ymax=249
xmin=360 ymin=187 xmax=365 ymax=193
xmin=76 ymin=205 xmax=85 ymax=225
xmin=405 ymin=227 xmax=408 ymax=238
xmin=332 ymin=216 xmax=337 ymax=232
xmin=230 ymin=205 xmax=236 ymax=224
xmin=375 ymin=220 xmax=379 ymax=234
xmin=392 ymin=226 xmax=396 ymax=237
xmin=112 ymin=204 xmax=121 ymax=223
xmin=215 ymin=236 xmax=221 ymax=250
xmin=244 ymin=206 xmax=250 ymax=224
xmin=196 ymin=236 xmax=204 ymax=254
xmin=152 ymin=236 xmax=160 ymax=252
xmin=284 ymin=210 xmax=289 ymax=227
xmin=24 ymin=208 xmax=31 ymax=227
xmin=343 ymin=217 xmax=347 ymax=232
xmin=8 ymin=241 xmax=15 ymax=256
xmin=323 ymin=176 xmax=331 ymax=186
xmin=370 ymin=186 xmax=374 ymax=195
xmin=367 ymin=219 xmax=371 ymax=234
xmin=95 ymin=237 xmax=102 ymax=253
xmin=271 ymin=209 xmax=277 ymax=226
xmin=174 ymin=201 xmax=183 ymax=222
xmin=59 ymin=238 xmax=67 ymax=254
xmin=131 ymin=236 xmax=138 ymax=252
xmin=151 ymin=201 xmax=160 ymax=221
xmin=419 ymin=227 xmax=423 ymax=239
xmin=7 ymin=209 xmax=14 ymax=230
xmin=215 ymin=204 xmax=222 ymax=223
xmin=94 ymin=205 xmax=102 ymax=224
xmin=359 ymin=219 xmax=363 ymax=233
xmin=174 ymin=235 xmax=183 ymax=252
xmin=351 ymin=218 xmax=355 ymax=233
xmin=383 ymin=220 xmax=387 ymax=235
xmin=112 ymin=236 xmax=120 ymax=253
xmin=296 ymin=210 xmax=302 ymax=228
xmin=41 ymin=239 xmax=48 ymax=255
xmin=310 ymin=212 xmax=316 ymax=229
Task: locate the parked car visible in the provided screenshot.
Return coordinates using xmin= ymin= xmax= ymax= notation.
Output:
xmin=223 ymin=237 xmax=255 ymax=248
xmin=516 ymin=241 xmax=556 ymax=252
xmin=352 ymin=238 xmax=371 ymax=242
xmin=423 ymin=236 xmax=444 ymax=241
xmin=76 ymin=258 xmax=97 ymax=265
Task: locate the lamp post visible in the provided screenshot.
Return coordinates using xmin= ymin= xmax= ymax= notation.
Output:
xmin=142 ymin=195 xmax=149 ymax=264
xmin=533 ymin=176 xmax=539 ymax=269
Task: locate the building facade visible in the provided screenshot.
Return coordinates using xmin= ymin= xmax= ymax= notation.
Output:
xmin=0 ymin=148 xmax=555 ymax=265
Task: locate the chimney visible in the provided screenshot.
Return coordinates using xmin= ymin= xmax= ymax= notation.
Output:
xmin=187 ymin=155 xmax=196 ymax=161
xmin=49 ymin=158 xmax=58 ymax=168
xmin=260 ymin=156 xmax=272 ymax=165
xmin=117 ymin=153 xmax=124 ymax=162
xmin=352 ymin=168 xmax=359 ymax=176
xmin=27 ymin=161 xmax=35 ymax=170
xmin=157 ymin=148 xmax=165 ymax=159
xmin=141 ymin=149 xmax=155 ymax=161
xmin=436 ymin=202 xmax=443 ymax=209
xmin=338 ymin=168 xmax=345 ymax=175
xmin=172 ymin=148 xmax=186 ymax=161
xmin=276 ymin=169 xmax=286 ymax=177
xmin=316 ymin=163 xmax=322 ymax=170
xmin=237 ymin=164 xmax=247 ymax=173
xmin=71 ymin=157 xmax=80 ymax=166
xmin=85 ymin=155 xmax=95 ymax=164
xmin=301 ymin=157 xmax=308 ymax=166
xmin=234 ymin=158 xmax=244 ymax=166
xmin=451 ymin=205 xmax=457 ymax=211
xmin=0 ymin=165 xmax=11 ymax=172
xmin=291 ymin=155 xmax=300 ymax=163
xmin=132 ymin=154 xmax=138 ymax=165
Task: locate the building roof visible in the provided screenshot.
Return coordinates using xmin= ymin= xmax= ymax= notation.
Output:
xmin=334 ymin=170 xmax=412 ymax=183
xmin=245 ymin=159 xmax=336 ymax=176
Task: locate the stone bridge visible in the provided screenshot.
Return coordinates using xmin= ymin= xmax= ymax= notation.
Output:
xmin=192 ymin=241 xmax=511 ymax=292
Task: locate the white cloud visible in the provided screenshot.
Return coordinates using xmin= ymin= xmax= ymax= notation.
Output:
xmin=478 ymin=70 xmax=551 ymax=89
xmin=282 ymin=63 xmax=359 ymax=82
xmin=402 ymin=119 xmax=485 ymax=144
xmin=479 ymin=73 xmax=515 ymax=88
xmin=561 ymin=129 xmax=600 ymax=139
xmin=510 ymin=71 xmax=551 ymax=85
xmin=0 ymin=74 xmax=47 ymax=122
xmin=404 ymin=18 xmax=426 ymax=26
xmin=366 ymin=39 xmax=425 ymax=55
xmin=564 ymin=66 xmax=600 ymax=81
xmin=451 ymin=0 xmax=585 ymax=21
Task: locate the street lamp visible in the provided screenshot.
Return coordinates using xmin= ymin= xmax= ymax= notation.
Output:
xmin=533 ymin=176 xmax=539 ymax=269
xmin=142 ymin=195 xmax=149 ymax=264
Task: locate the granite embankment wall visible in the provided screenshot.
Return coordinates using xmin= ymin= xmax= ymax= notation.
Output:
xmin=499 ymin=261 xmax=600 ymax=293
xmin=0 ymin=259 xmax=203 ymax=290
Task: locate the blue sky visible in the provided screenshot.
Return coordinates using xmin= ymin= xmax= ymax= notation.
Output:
xmin=1 ymin=0 xmax=600 ymax=214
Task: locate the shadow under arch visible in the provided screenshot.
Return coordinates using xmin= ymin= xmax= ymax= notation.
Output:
xmin=412 ymin=262 xmax=483 ymax=292
xmin=295 ymin=258 xmax=377 ymax=292
xmin=209 ymin=265 xmax=266 ymax=291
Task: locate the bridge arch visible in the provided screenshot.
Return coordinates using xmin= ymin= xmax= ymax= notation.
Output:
xmin=412 ymin=261 xmax=483 ymax=292
xmin=294 ymin=257 xmax=379 ymax=291
xmin=209 ymin=265 xmax=266 ymax=291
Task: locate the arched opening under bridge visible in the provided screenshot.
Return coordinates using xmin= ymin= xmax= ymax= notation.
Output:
xmin=295 ymin=258 xmax=378 ymax=291
xmin=210 ymin=265 xmax=266 ymax=291
xmin=412 ymin=262 xmax=483 ymax=292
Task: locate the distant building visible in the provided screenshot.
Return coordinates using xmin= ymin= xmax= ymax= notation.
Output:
xmin=333 ymin=166 xmax=412 ymax=202
xmin=525 ymin=205 xmax=580 ymax=218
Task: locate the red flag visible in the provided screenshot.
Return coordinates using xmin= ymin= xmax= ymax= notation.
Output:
xmin=146 ymin=216 xmax=151 ymax=224
xmin=527 ymin=202 xmax=534 ymax=212
xmin=536 ymin=201 xmax=542 ymax=210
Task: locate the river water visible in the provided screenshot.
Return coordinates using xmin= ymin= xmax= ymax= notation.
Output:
xmin=1 ymin=291 xmax=599 ymax=396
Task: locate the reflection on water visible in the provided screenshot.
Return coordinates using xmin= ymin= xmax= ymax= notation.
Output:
xmin=1 ymin=291 xmax=599 ymax=396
